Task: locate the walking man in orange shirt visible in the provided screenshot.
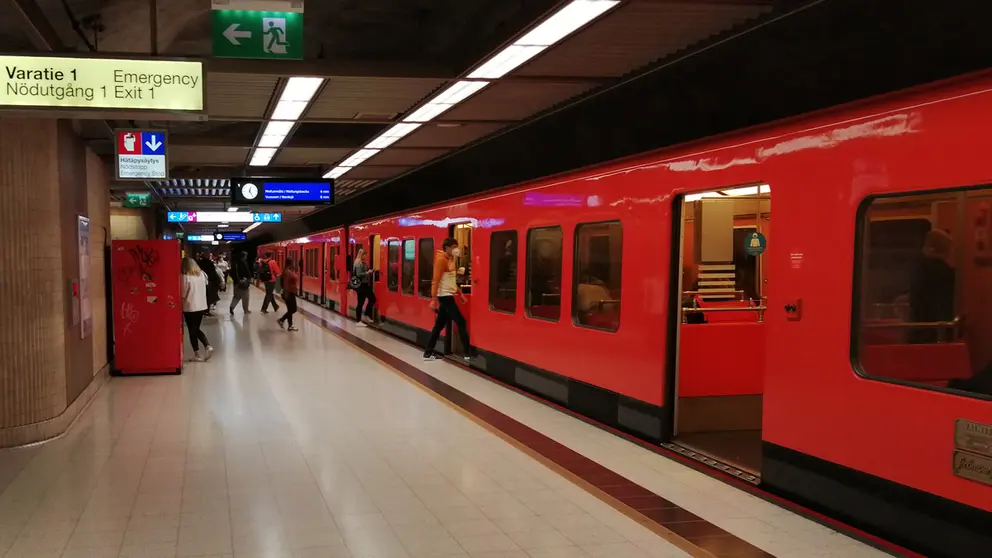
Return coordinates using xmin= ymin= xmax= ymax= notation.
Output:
xmin=424 ymin=238 xmax=473 ymax=362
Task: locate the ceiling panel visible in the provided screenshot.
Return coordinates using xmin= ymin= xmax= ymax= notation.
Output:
xmin=394 ymin=123 xmax=508 ymax=149
xmin=274 ymin=147 xmax=353 ymax=166
xmin=307 ymin=77 xmax=446 ymax=120
xmin=441 ymin=81 xmax=596 ymax=121
xmin=366 ymin=148 xmax=449 ymax=166
xmin=517 ymin=2 xmax=771 ymax=78
xmin=207 ymin=73 xmax=279 ymax=119
xmin=170 ymin=146 xmax=251 ymax=166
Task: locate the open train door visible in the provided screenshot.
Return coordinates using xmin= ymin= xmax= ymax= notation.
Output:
xmin=447 ymin=222 xmax=474 ymax=357
xmin=667 ymin=185 xmax=771 ymax=483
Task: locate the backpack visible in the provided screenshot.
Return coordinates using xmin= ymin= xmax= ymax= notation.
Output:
xmin=258 ymin=260 xmax=273 ymax=282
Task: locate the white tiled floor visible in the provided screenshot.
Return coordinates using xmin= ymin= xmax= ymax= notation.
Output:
xmin=302 ymin=301 xmax=898 ymax=558
xmin=0 ymin=296 xmax=894 ymax=558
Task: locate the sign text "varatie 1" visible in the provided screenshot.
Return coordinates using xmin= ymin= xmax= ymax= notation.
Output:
xmin=0 ymin=55 xmax=204 ymax=114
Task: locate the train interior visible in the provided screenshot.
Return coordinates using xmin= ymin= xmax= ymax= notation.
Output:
xmin=858 ymin=189 xmax=989 ymax=397
xmin=674 ymin=184 xmax=771 ymax=477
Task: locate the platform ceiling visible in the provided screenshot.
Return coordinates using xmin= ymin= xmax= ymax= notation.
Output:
xmin=0 ymin=0 xmax=787 ymax=234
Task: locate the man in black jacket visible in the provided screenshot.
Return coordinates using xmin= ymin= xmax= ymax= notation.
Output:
xmin=198 ymin=253 xmax=221 ymax=316
xmin=230 ymin=251 xmax=253 ymax=316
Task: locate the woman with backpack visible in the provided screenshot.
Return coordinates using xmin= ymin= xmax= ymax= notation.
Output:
xmin=277 ymin=259 xmax=299 ymax=332
xmin=258 ymin=252 xmax=281 ymax=314
xmin=352 ymin=248 xmax=376 ymax=326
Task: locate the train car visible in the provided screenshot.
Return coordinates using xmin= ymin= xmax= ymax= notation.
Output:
xmin=334 ymin=72 xmax=991 ymax=557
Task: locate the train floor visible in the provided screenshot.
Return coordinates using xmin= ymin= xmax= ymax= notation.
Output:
xmin=0 ymin=293 xmax=895 ymax=558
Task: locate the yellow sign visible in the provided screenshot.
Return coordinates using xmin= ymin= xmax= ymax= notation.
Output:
xmin=0 ymin=55 xmax=204 ymax=112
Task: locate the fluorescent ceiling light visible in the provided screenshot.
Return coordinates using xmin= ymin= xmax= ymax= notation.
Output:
xmin=227 ymin=207 xmax=239 ymax=212
xmin=468 ymin=44 xmax=546 ymax=79
xmin=263 ymin=120 xmax=294 ymax=136
xmin=431 ymin=80 xmax=489 ymax=106
xmin=258 ymin=134 xmax=286 ymax=148
xmin=516 ymin=0 xmax=620 ymax=47
xmin=244 ymin=222 xmax=261 ymax=233
xmin=685 ymin=192 xmax=721 ymax=202
xmin=218 ymin=224 xmax=230 ymax=228
xmin=722 ymin=186 xmax=759 ymax=197
xmin=281 ymin=77 xmax=323 ymax=102
xmin=250 ymin=148 xmax=276 ymax=166
xmin=366 ymin=123 xmax=423 ymax=149
xmin=271 ymin=100 xmax=308 ymax=121
xmin=323 ymin=166 xmax=352 ymax=179
xmin=404 ymin=102 xmax=456 ymax=123
xmin=340 ymin=149 xmax=380 ymax=167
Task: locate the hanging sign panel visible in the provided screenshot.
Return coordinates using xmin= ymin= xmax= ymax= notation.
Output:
xmin=230 ymin=177 xmax=333 ymax=205
xmin=0 ymin=55 xmax=204 ymax=115
xmin=115 ymin=130 xmax=168 ymax=181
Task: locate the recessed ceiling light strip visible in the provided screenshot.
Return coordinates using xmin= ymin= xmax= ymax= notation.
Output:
xmin=249 ymin=76 xmax=324 ymax=167
xmin=323 ymin=0 xmax=620 ymax=180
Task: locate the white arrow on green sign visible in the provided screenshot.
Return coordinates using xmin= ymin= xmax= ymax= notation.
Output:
xmin=211 ymin=10 xmax=303 ymax=60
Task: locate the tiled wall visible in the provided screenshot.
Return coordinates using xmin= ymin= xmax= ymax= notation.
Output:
xmin=0 ymin=119 xmax=67 ymax=430
xmin=86 ymin=150 xmax=110 ymax=383
xmin=0 ymin=119 xmax=112 ymax=447
xmin=110 ymin=208 xmax=153 ymax=240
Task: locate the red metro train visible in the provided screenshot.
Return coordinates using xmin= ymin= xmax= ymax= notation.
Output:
xmin=262 ymin=72 xmax=992 ymax=557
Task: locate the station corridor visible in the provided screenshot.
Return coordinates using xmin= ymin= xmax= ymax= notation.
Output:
xmin=0 ymin=295 xmax=894 ymax=558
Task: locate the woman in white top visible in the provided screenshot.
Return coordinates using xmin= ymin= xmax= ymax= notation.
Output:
xmin=181 ymin=257 xmax=213 ymax=361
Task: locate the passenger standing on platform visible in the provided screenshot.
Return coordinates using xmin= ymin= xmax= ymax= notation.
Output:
xmin=277 ymin=259 xmax=299 ymax=332
xmin=259 ymin=252 xmax=282 ymax=314
xmin=216 ymin=256 xmax=230 ymax=292
xmin=424 ymin=238 xmax=474 ymax=362
xmin=181 ymin=257 xmax=213 ymax=361
xmin=229 ymin=251 xmax=253 ymax=316
xmin=353 ymin=248 xmax=376 ymax=326
xmin=198 ymin=253 xmax=221 ymax=316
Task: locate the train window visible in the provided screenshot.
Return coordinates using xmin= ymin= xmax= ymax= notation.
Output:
xmin=387 ymin=240 xmax=400 ymax=292
xmin=573 ymin=222 xmax=622 ymax=331
xmin=330 ymin=246 xmax=339 ymax=281
xmin=854 ymin=189 xmax=992 ymax=400
xmin=402 ymin=240 xmax=415 ymax=295
xmin=418 ymin=238 xmax=434 ymax=298
xmin=526 ymin=226 xmax=563 ymax=322
xmin=489 ymin=230 xmax=518 ymax=313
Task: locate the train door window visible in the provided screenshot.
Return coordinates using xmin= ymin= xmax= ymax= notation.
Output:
xmin=574 ymin=222 xmax=622 ymax=331
xmin=526 ymin=226 xmax=563 ymax=321
xmin=402 ymin=240 xmax=415 ymax=295
xmin=387 ymin=240 xmax=400 ymax=292
xmin=329 ymin=246 xmax=338 ymax=281
xmin=370 ymin=235 xmax=381 ymax=280
xmin=489 ymin=230 xmax=518 ymax=313
xmin=450 ymin=223 xmax=473 ymax=291
xmin=855 ymin=188 xmax=991 ymax=400
xmin=418 ymin=238 xmax=434 ymax=298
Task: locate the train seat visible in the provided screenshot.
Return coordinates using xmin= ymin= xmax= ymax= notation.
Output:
xmin=698 ymin=300 xmax=759 ymax=323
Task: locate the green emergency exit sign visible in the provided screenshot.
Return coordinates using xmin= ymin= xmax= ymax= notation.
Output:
xmin=124 ymin=192 xmax=151 ymax=208
xmin=211 ymin=10 xmax=304 ymax=60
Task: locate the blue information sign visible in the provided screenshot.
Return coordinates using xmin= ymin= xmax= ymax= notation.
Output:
xmin=744 ymin=231 xmax=767 ymax=256
xmin=231 ymin=178 xmax=334 ymax=206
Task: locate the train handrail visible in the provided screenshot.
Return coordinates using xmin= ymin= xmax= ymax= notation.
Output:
xmin=683 ymin=305 xmax=767 ymax=323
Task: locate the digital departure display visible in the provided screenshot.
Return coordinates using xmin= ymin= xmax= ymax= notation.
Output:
xmin=230 ymin=177 xmax=334 ymax=206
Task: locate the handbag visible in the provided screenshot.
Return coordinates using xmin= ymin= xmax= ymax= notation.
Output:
xmin=348 ymin=275 xmax=362 ymax=290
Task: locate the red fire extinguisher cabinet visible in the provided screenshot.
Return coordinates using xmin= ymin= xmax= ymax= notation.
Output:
xmin=111 ymin=240 xmax=183 ymax=375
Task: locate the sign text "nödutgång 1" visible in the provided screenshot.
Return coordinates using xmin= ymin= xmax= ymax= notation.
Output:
xmin=0 ymin=55 xmax=204 ymax=113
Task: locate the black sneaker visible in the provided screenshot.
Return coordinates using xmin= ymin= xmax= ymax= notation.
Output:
xmin=423 ymin=353 xmax=441 ymax=362
xmin=277 ymin=319 xmax=285 ymax=329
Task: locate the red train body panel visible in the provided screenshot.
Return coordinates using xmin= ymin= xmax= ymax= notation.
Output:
xmin=264 ymin=72 xmax=992 ymax=555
